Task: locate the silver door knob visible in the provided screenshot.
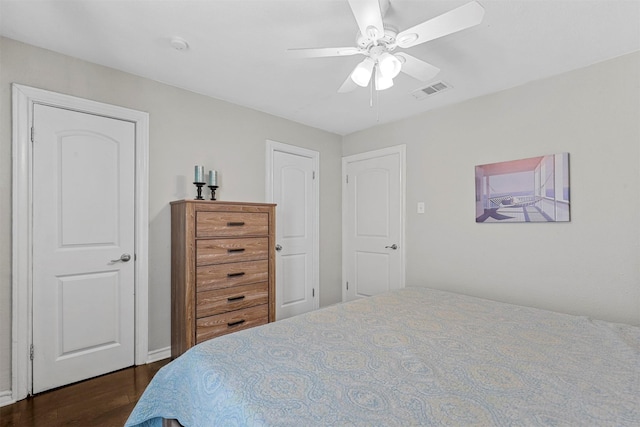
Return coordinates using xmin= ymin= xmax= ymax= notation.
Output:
xmin=111 ymin=253 xmax=131 ymax=262
xmin=275 ymin=244 xmax=282 ymax=252
xmin=385 ymin=244 xmax=398 ymax=250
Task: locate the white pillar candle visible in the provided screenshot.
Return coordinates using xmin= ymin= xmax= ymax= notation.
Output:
xmin=208 ymin=170 xmax=218 ymax=186
xmin=194 ymin=165 xmax=204 ymax=183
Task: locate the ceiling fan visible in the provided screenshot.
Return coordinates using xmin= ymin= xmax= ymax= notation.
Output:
xmin=288 ymin=0 xmax=485 ymax=92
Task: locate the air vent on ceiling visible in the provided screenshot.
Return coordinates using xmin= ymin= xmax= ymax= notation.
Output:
xmin=411 ymin=81 xmax=451 ymax=100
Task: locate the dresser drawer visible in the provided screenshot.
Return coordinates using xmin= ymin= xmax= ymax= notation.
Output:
xmin=197 ymin=260 xmax=268 ymax=292
xmin=196 ymin=304 xmax=268 ymax=343
xmin=196 ymin=282 xmax=268 ymax=318
xmin=196 ymin=237 xmax=268 ymax=266
xmin=197 ymin=212 xmax=268 ymax=237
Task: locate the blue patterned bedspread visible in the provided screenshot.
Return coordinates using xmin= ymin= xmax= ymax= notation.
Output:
xmin=126 ymin=287 xmax=640 ymax=426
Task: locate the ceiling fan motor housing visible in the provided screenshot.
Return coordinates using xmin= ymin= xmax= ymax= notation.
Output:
xmin=357 ymin=28 xmax=398 ymax=51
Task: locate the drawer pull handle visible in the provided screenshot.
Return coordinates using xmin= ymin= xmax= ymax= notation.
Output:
xmin=227 ymin=248 xmax=245 ymax=253
xmin=227 ymin=272 xmax=245 ymax=277
xmin=227 ymin=319 xmax=246 ymax=327
xmin=227 ymin=222 xmax=245 ymax=227
xmin=227 ymin=295 xmax=246 ymax=302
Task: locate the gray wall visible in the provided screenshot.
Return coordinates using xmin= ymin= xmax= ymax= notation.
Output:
xmin=0 ymin=37 xmax=343 ymax=393
xmin=2 ymin=36 xmax=638 ymax=399
xmin=343 ymin=51 xmax=640 ymax=327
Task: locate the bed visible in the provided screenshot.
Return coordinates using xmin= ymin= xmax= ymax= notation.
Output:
xmin=125 ymin=287 xmax=640 ymax=426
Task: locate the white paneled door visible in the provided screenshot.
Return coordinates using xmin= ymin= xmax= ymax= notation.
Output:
xmin=268 ymin=142 xmax=318 ymax=320
xmin=343 ymin=146 xmax=405 ymax=301
xmin=32 ymin=104 xmax=136 ymax=393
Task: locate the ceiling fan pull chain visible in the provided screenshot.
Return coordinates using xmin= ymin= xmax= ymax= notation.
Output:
xmin=376 ymin=87 xmax=380 ymax=123
xmin=369 ymin=77 xmax=374 ymax=108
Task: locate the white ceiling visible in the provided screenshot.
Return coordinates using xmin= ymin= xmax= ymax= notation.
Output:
xmin=1 ymin=0 xmax=639 ymax=135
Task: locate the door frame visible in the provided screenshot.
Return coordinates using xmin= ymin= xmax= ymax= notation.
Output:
xmin=341 ymin=144 xmax=406 ymax=302
xmin=11 ymin=84 xmax=149 ymax=401
xmin=265 ymin=139 xmax=320 ymax=313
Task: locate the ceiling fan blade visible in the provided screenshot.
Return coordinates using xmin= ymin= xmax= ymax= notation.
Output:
xmin=348 ymin=0 xmax=385 ymax=41
xmin=396 ymin=53 xmax=440 ymax=82
xmin=287 ymin=47 xmax=362 ymax=58
xmin=396 ymin=1 xmax=485 ymax=48
xmin=379 ymin=0 xmax=390 ymax=18
xmin=338 ymin=73 xmax=359 ymax=93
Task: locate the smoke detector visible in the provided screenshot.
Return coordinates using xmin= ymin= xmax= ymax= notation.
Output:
xmin=170 ymin=36 xmax=189 ymax=51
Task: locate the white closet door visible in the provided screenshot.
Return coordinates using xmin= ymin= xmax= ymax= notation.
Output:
xmin=32 ymin=104 xmax=136 ymax=393
xmin=343 ymin=147 xmax=404 ymax=301
xmin=273 ymin=149 xmax=317 ymax=319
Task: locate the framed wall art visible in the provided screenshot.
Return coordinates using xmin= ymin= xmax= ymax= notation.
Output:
xmin=475 ymin=153 xmax=570 ymax=223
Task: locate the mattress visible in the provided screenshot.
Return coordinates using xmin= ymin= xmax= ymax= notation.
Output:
xmin=126 ymin=287 xmax=640 ymax=426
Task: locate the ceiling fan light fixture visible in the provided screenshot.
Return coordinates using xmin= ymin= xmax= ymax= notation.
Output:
xmin=375 ymin=66 xmax=393 ymax=90
xmin=351 ymin=57 xmax=375 ymax=87
xmin=291 ymin=0 xmax=486 ymax=94
xmin=378 ymin=52 xmax=402 ymax=78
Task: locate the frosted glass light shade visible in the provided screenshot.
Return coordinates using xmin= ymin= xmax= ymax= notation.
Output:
xmin=378 ymin=53 xmax=402 ymax=78
xmin=350 ymin=58 xmax=375 ymax=87
xmin=375 ymin=66 xmax=393 ymax=90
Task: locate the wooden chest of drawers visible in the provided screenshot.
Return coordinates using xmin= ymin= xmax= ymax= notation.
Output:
xmin=170 ymin=200 xmax=276 ymax=359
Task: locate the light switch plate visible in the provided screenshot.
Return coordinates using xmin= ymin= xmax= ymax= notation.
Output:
xmin=417 ymin=202 xmax=425 ymax=214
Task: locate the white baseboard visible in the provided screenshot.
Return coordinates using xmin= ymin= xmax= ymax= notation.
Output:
xmin=0 ymin=390 xmax=15 ymax=408
xmin=147 ymin=346 xmax=171 ymax=363
xmin=0 ymin=348 xmax=170 ymax=408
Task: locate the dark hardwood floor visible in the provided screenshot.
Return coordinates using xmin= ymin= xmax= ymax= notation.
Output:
xmin=1 ymin=359 xmax=170 ymax=427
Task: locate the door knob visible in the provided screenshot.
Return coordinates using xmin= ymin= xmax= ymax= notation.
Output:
xmin=111 ymin=253 xmax=131 ymax=262
xmin=385 ymin=244 xmax=398 ymax=250
xmin=275 ymin=244 xmax=282 ymax=252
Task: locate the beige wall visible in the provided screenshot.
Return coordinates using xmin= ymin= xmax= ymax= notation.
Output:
xmin=343 ymin=51 xmax=640 ymax=327
xmin=0 ymin=37 xmax=343 ymax=393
